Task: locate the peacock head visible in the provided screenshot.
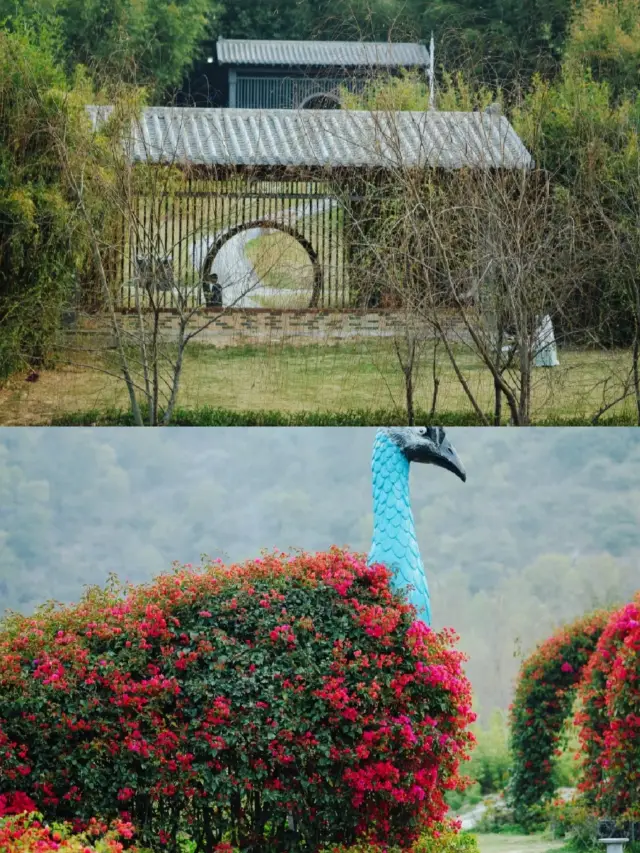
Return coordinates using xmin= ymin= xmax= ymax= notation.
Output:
xmin=380 ymin=427 xmax=466 ymax=482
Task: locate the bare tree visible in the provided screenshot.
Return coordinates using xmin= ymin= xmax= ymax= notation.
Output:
xmin=434 ymin=163 xmax=578 ymax=425
xmin=340 ymin=103 xmax=580 ymax=425
xmin=43 ymin=95 xmax=271 ymax=425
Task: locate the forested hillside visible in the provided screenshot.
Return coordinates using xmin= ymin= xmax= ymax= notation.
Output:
xmin=1 ymin=428 xmax=638 ymax=718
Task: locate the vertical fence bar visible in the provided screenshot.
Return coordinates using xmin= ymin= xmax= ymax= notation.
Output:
xmin=163 ymin=184 xmax=170 ymax=310
xmin=206 ymin=171 xmax=213 ymax=309
xmin=198 ymin=174 xmax=205 ymax=309
xmin=316 ymin=181 xmax=323 ymax=307
xmin=119 ymin=210 xmax=126 ymax=310
xmin=177 ymin=180 xmax=184 ymax=311
xmin=342 ymin=182 xmax=349 ymax=307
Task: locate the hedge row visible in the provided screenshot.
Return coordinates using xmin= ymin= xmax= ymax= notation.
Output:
xmin=0 ymin=549 xmax=475 ymax=852
xmin=49 ymin=406 xmax=637 ymax=427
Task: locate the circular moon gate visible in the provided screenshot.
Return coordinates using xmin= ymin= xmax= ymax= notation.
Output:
xmin=202 ymin=220 xmax=324 ymax=308
xmin=299 ymin=92 xmax=341 ymax=110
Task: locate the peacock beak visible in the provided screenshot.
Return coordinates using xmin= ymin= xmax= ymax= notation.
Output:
xmin=436 ymin=442 xmax=466 ymax=482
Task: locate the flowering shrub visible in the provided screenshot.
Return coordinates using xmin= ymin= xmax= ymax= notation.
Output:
xmin=0 ymin=549 xmax=475 ymax=852
xmin=320 ymin=822 xmax=480 ymax=853
xmin=508 ymin=610 xmax=611 ymax=825
xmin=576 ymin=592 xmax=640 ymax=820
xmin=544 ymin=795 xmax=600 ymax=848
xmin=0 ymin=808 xmax=146 ymax=852
xmin=412 ymin=823 xmax=480 ymax=853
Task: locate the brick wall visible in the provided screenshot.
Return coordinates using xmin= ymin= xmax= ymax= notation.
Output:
xmin=79 ymin=308 xmax=471 ymax=347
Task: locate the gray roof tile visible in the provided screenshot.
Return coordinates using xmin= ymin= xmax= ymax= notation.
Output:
xmin=216 ymin=38 xmax=430 ymax=67
xmin=86 ymin=106 xmax=532 ymax=170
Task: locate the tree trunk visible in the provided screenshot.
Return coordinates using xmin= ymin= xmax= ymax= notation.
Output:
xmin=494 ymin=374 xmax=503 ymax=426
xmin=404 ymin=365 xmax=415 ymax=425
xmin=163 ymin=323 xmax=188 ymax=424
xmin=633 ymin=319 xmax=640 ymax=427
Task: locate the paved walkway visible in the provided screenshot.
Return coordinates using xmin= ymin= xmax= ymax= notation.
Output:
xmin=474 ymin=835 xmax=566 ymax=853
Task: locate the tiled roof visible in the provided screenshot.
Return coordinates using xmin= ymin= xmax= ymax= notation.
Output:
xmin=216 ymin=38 xmax=430 ymax=67
xmin=85 ymin=106 xmax=533 ymax=171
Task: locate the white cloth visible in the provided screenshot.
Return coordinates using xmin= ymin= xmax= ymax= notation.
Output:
xmin=533 ymin=314 xmax=559 ymax=367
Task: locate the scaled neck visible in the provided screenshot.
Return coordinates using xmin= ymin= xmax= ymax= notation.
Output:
xmin=367 ymin=431 xmax=430 ymax=624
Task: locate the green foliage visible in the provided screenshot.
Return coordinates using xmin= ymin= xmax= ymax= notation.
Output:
xmin=214 ymin=0 xmax=575 ymax=85
xmin=512 ymin=60 xmax=640 ymax=346
xmin=0 ymin=24 xmax=82 ymax=379
xmin=545 ymin=797 xmax=601 ymax=850
xmin=472 ymin=803 xmax=523 ymax=835
xmin=50 ymin=406 xmax=492 ymax=426
xmin=47 ymin=405 xmax=640 ymax=426
xmin=340 ymin=69 xmax=497 ymax=113
xmin=341 ymin=70 xmax=430 ymax=111
xmin=215 ymin=0 xmax=316 ymax=41
xmin=468 ymin=711 xmax=511 ymax=795
xmin=319 ymin=826 xmax=481 ymax=853
xmin=565 ymin=0 xmax=640 ymax=96
xmin=0 ymin=0 xmax=217 ymax=97
xmin=552 ymin=721 xmax=582 ymax=789
xmin=413 ymin=828 xmax=481 ymax=853
xmin=446 ymin=783 xmax=483 ymax=814
xmin=446 ymin=708 xmax=511 ymax=811
xmin=406 ymin=0 xmax=574 ymax=82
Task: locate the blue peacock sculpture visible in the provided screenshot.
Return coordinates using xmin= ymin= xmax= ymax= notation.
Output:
xmin=367 ymin=427 xmax=466 ymax=626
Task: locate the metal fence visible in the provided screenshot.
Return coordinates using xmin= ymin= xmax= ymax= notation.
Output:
xmin=115 ymin=175 xmax=353 ymax=310
xmin=233 ymin=75 xmax=367 ymax=110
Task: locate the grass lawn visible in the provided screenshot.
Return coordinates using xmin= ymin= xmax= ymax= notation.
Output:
xmin=244 ymin=208 xmax=346 ymax=308
xmin=474 ymin=835 xmax=566 ymax=853
xmin=245 ymin=230 xmax=316 ymax=293
xmin=0 ymin=339 xmax=635 ymax=426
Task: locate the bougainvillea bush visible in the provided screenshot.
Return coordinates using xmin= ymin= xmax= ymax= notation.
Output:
xmin=508 ymin=610 xmax=611 ymax=826
xmin=576 ymin=592 xmax=640 ymax=820
xmin=0 ymin=549 xmax=475 ymax=853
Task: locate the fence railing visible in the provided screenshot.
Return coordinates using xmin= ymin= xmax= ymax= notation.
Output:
xmin=114 ymin=177 xmax=352 ymax=310
xmin=234 ymin=75 xmax=367 ymax=110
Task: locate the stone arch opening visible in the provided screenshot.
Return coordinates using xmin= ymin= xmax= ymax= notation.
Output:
xmin=202 ymin=220 xmax=323 ymax=308
xmin=299 ymin=92 xmax=341 ymax=110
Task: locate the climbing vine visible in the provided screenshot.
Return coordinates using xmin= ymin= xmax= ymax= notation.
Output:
xmin=508 ymin=610 xmax=611 ymax=826
xmin=576 ymin=592 xmax=640 ymax=820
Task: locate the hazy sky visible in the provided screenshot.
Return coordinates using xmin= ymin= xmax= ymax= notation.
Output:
xmin=2 ymin=427 xmax=639 ymax=714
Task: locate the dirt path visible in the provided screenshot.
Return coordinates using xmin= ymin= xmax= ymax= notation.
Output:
xmin=474 ymin=834 xmax=566 ymax=853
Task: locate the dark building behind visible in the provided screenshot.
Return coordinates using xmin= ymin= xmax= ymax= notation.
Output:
xmin=181 ymin=38 xmax=432 ymax=109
